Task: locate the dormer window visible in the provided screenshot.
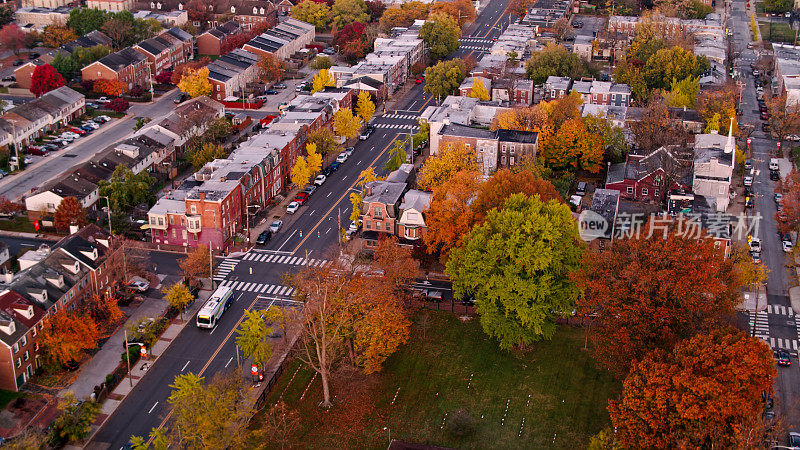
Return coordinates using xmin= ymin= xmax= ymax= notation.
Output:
xmin=157 ymin=1 xmax=162 ymax=9
xmin=254 ymin=6 xmax=258 ymax=13
xmin=150 ymin=1 xmax=155 ymax=7
xmin=260 ymin=7 xmax=265 ymax=14
xmin=231 ymin=6 xmax=236 ymax=13
xmin=178 ymin=2 xmax=183 ymax=9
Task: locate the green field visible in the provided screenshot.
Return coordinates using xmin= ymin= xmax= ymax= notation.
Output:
xmin=253 ymin=311 xmax=619 ymax=449
xmin=760 ymin=21 xmax=797 ymax=43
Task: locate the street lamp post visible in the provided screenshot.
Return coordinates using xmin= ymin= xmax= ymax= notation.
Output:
xmin=383 ymin=427 xmax=391 ymax=445
xmin=245 ymin=204 xmax=259 ymax=244
xmin=99 ymin=195 xmax=112 ymax=235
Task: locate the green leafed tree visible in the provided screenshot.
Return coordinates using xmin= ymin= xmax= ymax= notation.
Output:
xmin=291 ymin=0 xmax=332 ymax=30
xmin=525 ymin=44 xmax=593 ymax=85
xmin=664 ymin=76 xmax=699 ymax=109
xmin=384 ymin=139 xmax=408 ymax=171
xmin=331 ymin=0 xmax=370 ymax=29
xmin=424 ymin=59 xmax=466 ymax=101
xmin=52 ymin=392 xmax=100 ymax=444
xmin=67 ymin=8 xmax=110 ymax=35
xmin=235 ymin=308 xmax=284 ymax=370
xmin=446 ymin=194 xmax=583 ymax=349
xmin=51 ymin=51 xmax=79 ymax=81
xmin=97 ymin=165 xmax=154 ymax=213
xmin=419 ymin=12 xmax=460 ymax=62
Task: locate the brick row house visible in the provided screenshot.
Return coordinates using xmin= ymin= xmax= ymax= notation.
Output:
xmin=545 ymin=76 xmax=632 ymax=106
xmin=133 ymin=27 xmax=194 ymax=76
xmin=605 ymin=146 xmax=693 ymax=203
xmin=206 ymin=48 xmax=261 ymax=101
xmin=147 ymin=89 xmax=351 ymax=249
xmin=196 ymin=21 xmax=241 ymax=56
xmin=0 ymin=225 xmax=120 ymax=391
xmin=242 ymin=18 xmax=316 ymax=61
xmin=0 ymin=87 xmax=84 ymax=149
xmin=134 ymin=0 xmax=277 ymax=31
xmin=81 ymin=47 xmax=149 ymax=91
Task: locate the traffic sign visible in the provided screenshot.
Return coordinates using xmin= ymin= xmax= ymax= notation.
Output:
xmin=140 ymin=346 xmax=147 ymax=359
xmin=251 ymin=364 xmax=258 ymax=374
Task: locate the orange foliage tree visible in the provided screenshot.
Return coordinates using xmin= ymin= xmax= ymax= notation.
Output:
xmin=542 ymin=118 xmax=604 ymax=172
xmin=776 ymin=169 xmax=800 ymax=234
xmin=179 ymin=245 xmax=211 ymax=287
xmin=417 ymin=142 xmax=478 ymax=191
xmin=40 ymin=310 xmax=100 ymax=365
xmin=93 ymin=79 xmax=124 ymax=97
xmin=85 ymin=292 xmax=124 ymax=330
xmin=472 ymin=169 xmax=562 ymax=221
xmin=575 ymin=232 xmax=743 ymax=376
xmin=171 ymin=57 xmax=210 ymax=85
xmin=53 ymin=196 xmax=88 ymax=231
xmin=609 ymin=328 xmax=776 ymax=448
xmin=424 ymin=169 xmax=481 ymax=257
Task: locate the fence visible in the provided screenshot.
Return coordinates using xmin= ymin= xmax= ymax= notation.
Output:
xmin=406 ymin=298 xmax=477 ymax=315
xmin=253 ymin=356 xmax=289 ymax=411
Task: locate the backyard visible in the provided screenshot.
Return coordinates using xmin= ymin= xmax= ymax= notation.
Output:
xmin=759 ymin=20 xmax=797 ymax=43
xmin=251 ymin=311 xmax=619 ymax=449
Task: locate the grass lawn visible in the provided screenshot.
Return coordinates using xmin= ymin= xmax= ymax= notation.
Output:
xmin=252 ymin=311 xmax=619 ymax=449
xmin=759 ymin=21 xmax=797 ymax=43
xmin=0 ymin=216 xmax=36 ymax=233
xmin=0 ymin=389 xmax=22 ymax=410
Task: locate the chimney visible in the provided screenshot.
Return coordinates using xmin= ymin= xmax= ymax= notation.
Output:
xmin=199 ymin=192 xmax=206 ymax=200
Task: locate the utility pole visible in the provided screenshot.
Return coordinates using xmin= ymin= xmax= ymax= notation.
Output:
xmin=209 ymin=245 xmax=214 ymax=289
xmin=100 ymin=196 xmax=113 ymax=235
xmin=124 ymin=330 xmax=133 ymax=387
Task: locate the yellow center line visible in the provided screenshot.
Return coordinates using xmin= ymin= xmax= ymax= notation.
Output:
xmin=290 ymin=135 xmax=402 ymax=254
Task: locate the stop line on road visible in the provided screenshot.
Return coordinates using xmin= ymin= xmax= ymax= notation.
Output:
xmin=218 ymin=279 xmax=295 ymax=296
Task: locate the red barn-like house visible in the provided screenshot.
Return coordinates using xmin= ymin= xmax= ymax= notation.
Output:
xmin=605 ymin=146 xmax=692 ymax=202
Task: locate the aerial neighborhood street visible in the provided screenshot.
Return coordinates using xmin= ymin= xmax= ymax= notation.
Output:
xmin=0 ymin=0 xmax=797 ymax=447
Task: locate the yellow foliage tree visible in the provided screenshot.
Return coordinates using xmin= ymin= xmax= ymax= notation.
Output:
xmin=334 ymin=108 xmax=361 ymax=139
xmin=291 ymin=156 xmax=312 ymax=188
xmin=418 ymin=142 xmax=478 ymax=190
xmin=306 ymin=143 xmax=322 ymax=173
xmin=177 ymin=67 xmax=212 ymax=98
xmin=312 ymin=68 xmax=334 ymax=93
xmin=356 ymin=91 xmax=375 ymax=123
xmin=468 ymin=78 xmax=490 ymax=100
xmin=350 ymin=168 xmax=382 ymax=221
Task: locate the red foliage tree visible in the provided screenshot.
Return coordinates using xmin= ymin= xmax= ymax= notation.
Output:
xmin=107 ymin=98 xmax=130 ymax=113
xmin=365 ymin=0 xmax=386 ymax=21
xmin=609 ymin=328 xmax=776 ymax=448
xmin=53 ymin=196 xmax=88 ymax=231
xmin=129 ymin=85 xmax=145 ymax=97
xmin=334 ymin=22 xmax=366 ymax=47
xmin=220 ymin=33 xmax=252 ymax=54
xmin=0 ymin=24 xmax=25 ymax=56
xmin=171 ymin=57 xmax=210 ymax=84
xmin=30 ymin=64 xmax=66 ymax=97
xmin=155 ymin=70 xmax=173 ymax=84
xmin=0 ymin=196 xmax=24 ymax=216
xmin=777 ymin=169 xmax=800 ymax=233
xmin=575 ymin=232 xmax=744 ymax=376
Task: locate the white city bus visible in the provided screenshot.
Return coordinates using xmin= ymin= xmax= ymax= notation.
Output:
xmin=196 ymin=286 xmax=234 ymax=329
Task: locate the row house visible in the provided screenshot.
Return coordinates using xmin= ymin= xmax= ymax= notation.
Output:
xmin=276 ymin=0 xmax=295 ymax=15
xmin=197 ymin=21 xmax=241 ymax=56
xmin=133 ymin=0 xmax=276 ymax=31
xmin=491 ymin=79 xmax=534 ymax=106
xmin=21 ymin=0 xmax=69 ymax=7
xmin=86 ymin=0 xmax=135 ymax=11
xmin=133 ymin=9 xmax=189 ymax=27
xmin=585 ymin=188 xmax=620 ymax=251
xmin=422 ymin=95 xmax=511 ymax=156
xmin=61 ymin=30 xmax=113 ymax=54
xmin=207 ymin=48 xmax=261 ymax=101
xmin=360 ymin=165 xmax=432 ymax=249
xmin=14 ymin=6 xmax=71 ymax=31
xmin=605 ymin=146 xmax=692 ymax=203
xmin=243 ymin=18 xmax=315 ymax=61
xmin=568 ymin=79 xmax=631 ymax=106
xmin=438 ymin=123 xmax=539 ymax=175
xmin=0 ymin=87 xmax=84 ymax=148
xmin=544 ymin=76 xmax=572 ymax=100
xmin=459 ymin=77 xmax=492 ymax=98
xmin=81 ymin=47 xmax=149 ymax=91
xmin=133 ymin=27 xmax=193 ymax=76
xmin=692 ymin=128 xmax=735 ymax=211
xmin=0 ymin=225 xmax=118 ymax=391
xmin=773 ymin=44 xmax=800 ymax=106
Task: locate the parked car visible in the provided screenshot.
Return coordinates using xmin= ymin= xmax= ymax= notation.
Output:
xmin=80 ymin=125 xmax=94 ymax=133
xmin=744 ymin=159 xmax=752 ymax=170
xmin=82 ymin=122 xmax=99 ymax=130
xmin=127 ymin=279 xmax=149 ymax=292
xmin=777 ymin=350 xmax=792 ymax=366
xmin=11 ymin=59 xmax=23 ymax=66
xmin=360 ymin=127 xmax=373 ymax=140
xmin=344 ymin=146 xmax=355 ymax=156
xmin=788 ymin=134 xmax=800 ymax=141
xmin=1 ymin=76 xmax=14 ymax=82
xmin=573 ymin=20 xmax=584 ymax=28
xmin=69 ymin=127 xmax=86 ymax=135
xmin=294 ymin=192 xmax=309 ymax=205
xmin=95 ymin=115 xmax=112 ymax=122
xmin=61 ymin=132 xmax=78 ymax=139
xmin=255 ymin=230 xmax=271 ymax=245
xmin=274 ymin=83 xmax=287 ymax=89
xmin=28 ymin=52 xmax=39 ymax=59
xmin=751 ymin=251 xmax=761 ymax=263
xmin=776 ymin=193 xmax=784 ymax=203
xmin=771 ymin=170 xmax=780 ymax=181
xmin=750 ymin=238 xmax=762 ymax=252
xmin=760 ymin=111 xmax=769 ymax=120
xmin=336 ymin=153 xmax=348 ymax=163
xmin=10 ymin=156 xmax=31 ymax=165
xmin=314 ymin=174 xmax=327 ymax=186
xmin=265 ymin=89 xmax=278 ymax=95
xmin=349 ymin=220 xmax=361 ymax=232
xmin=269 ymin=219 xmax=283 ymax=233
xmin=174 ymin=93 xmax=190 ymax=104
xmin=744 ymin=176 xmax=753 ymax=186
xmin=26 ymin=146 xmax=48 ymax=156
xmin=286 ymin=201 xmax=300 ymax=214
xmin=784 ymin=240 xmax=794 ymax=253
xmin=329 ymin=161 xmax=341 ymax=172
xmin=788 ymin=431 xmax=800 ymax=448
xmin=323 ymin=47 xmax=336 ymax=55
xmin=415 ymin=76 xmax=424 ymax=84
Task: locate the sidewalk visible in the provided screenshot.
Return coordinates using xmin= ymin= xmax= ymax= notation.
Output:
xmin=70 ymin=279 xmax=214 ymax=449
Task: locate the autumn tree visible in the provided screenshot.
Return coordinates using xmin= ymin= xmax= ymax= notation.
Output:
xmin=576 ymin=232 xmax=745 ymax=376
xmin=630 ymin=97 xmax=689 ymax=152
xmin=30 ymin=64 xmax=66 ymax=97
xmin=42 ymin=24 xmax=77 ymax=48
xmin=253 ymin=401 xmax=300 ymax=450
xmin=85 ymin=292 xmax=124 ymax=330
xmin=107 ymin=97 xmax=130 ymax=113
xmin=492 ymin=105 xmax=551 ymax=139
xmin=767 ymin=93 xmax=800 ymax=140
xmin=349 ymin=167 xmax=381 ymax=221
xmin=525 ymin=44 xmax=592 ymax=85
xmin=506 ymin=0 xmax=534 ymax=17
xmin=332 ymin=0 xmax=370 ymax=29
xmin=167 ymin=372 xmax=253 ymax=448
xmin=257 ymin=53 xmax=285 ymax=84
xmin=52 ymin=392 xmax=100 ymax=444
xmin=384 ymin=139 xmax=409 ymax=172
xmin=171 ymin=58 xmax=210 ymax=84
xmin=663 ymin=76 xmax=699 ymax=108
xmin=697 ymin=82 xmax=738 ymax=134
xmin=583 ymin=113 xmax=629 ymax=161
xmin=424 ymin=169 xmax=480 ymax=258
xmin=4 ymin=428 xmax=47 ymax=450
xmin=235 ymin=308 xmax=283 ymax=370
xmin=777 ymin=169 xmax=800 ymax=233
xmin=543 ymin=117 xmax=604 ymax=172
xmin=290 ymin=248 xmax=410 ymax=405
xmin=188 ymin=142 xmax=226 ymax=170
xmin=53 ymin=196 xmax=88 ymax=231
xmin=418 ymin=141 xmax=478 ymax=190
xmin=467 ymin=78 xmax=490 ymax=100
xmin=431 ymin=0 xmax=476 ymax=26
xmin=178 ymin=66 xmax=212 ymax=98
xmin=473 ymin=169 xmax=562 ymax=220
xmin=179 ymin=245 xmax=211 ymax=287
xmin=419 ymin=12 xmax=460 ymax=61
xmin=333 ymin=108 xmax=361 ymax=139
xmin=311 ymin=68 xmax=334 ymax=94
xmin=356 ymin=91 xmax=375 ymax=123
xmin=291 ymin=156 xmax=311 ymax=188
xmin=0 ymin=24 xmax=25 ymax=56
xmin=551 ymin=17 xmax=574 ymax=42
xmin=102 ymin=17 xmax=133 ymax=49
xmin=164 ymin=282 xmax=193 ymax=320
xmin=291 ymin=0 xmax=332 ymax=30
xmin=93 ymin=79 xmax=125 ymax=97
xmin=609 ymin=328 xmax=776 ymax=448
xmin=40 ymin=310 xmax=100 ymax=365
xmin=378 ymin=1 xmax=430 ymax=31
xmin=447 ymin=194 xmax=582 ymax=349
xmin=423 ymin=59 xmax=466 ymax=101
xmin=0 ymin=196 xmax=24 ymax=216
xmin=307 ymin=128 xmax=338 ymax=156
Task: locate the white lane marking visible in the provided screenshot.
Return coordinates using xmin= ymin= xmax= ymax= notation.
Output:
xmin=342 ymin=176 xmax=347 ymax=181
xmin=181 ymin=361 xmax=190 ymax=372
xmin=357 ymin=160 xmax=362 ymax=165
xmin=327 ymin=192 xmax=332 ymax=198
xmin=278 ymin=230 xmax=296 ymax=251
xmin=325 ymin=226 xmax=331 ymax=234
xmin=309 ymin=209 xmax=315 ymax=216
xmin=148 ymin=402 xmax=159 ymax=414
xmin=225 ymin=357 xmax=233 ymax=368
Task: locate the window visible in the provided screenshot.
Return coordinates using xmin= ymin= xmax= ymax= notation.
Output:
xmin=20 ymin=335 xmax=26 ymax=347
xmin=23 ymin=351 xmax=28 ymax=361
xmin=654 ymin=189 xmax=659 ymax=197
xmin=169 ymin=216 xmax=174 ymax=225
xmin=626 ymin=186 xmax=633 ymax=194
xmin=31 ymin=327 xmax=36 ymax=337
xmin=365 ymin=221 xmax=370 ymax=230
xmin=375 ymin=221 xmax=381 ymax=230
xmin=510 ymin=156 xmax=515 ymax=165
xmin=15 ymin=358 xmax=20 ymax=369
xmin=386 ymin=222 xmax=392 ymax=233
xmin=510 ymin=145 xmax=515 ymax=154
xmin=12 ymin=343 xmax=18 ymax=353
xmin=231 ymin=6 xmax=236 ymax=13
xmin=181 ymin=217 xmax=185 ymax=225
xmin=190 ymin=205 xmax=197 ymax=214
xmin=158 ymin=217 xmax=164 ymax=226
xmin=253 ymin=6 xmax=258 ymax=13
xmin=465 ymin=143 xmax=471 ymax=151
xmin=172 ymin=229 xmax=176 ymax=238
xmin=501 ymin=155 xmax=506 ymax=165
xmin=260 ymin=7 xmax=265 ymax=13
xmin=641 ymin=188 xmax=648 ymax=196
xmin=178 ymin=2 xmax=183 ymax=9
xmin=611 ymin=94 xmax=616 ymax=102
xmin=373 ymin=207 xmax=382 ymax=218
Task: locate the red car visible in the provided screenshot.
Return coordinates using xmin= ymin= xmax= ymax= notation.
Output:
xmin=25 ymin=146 xmax=47 ymax=156
xmin=415 ymin=76 xmax=424 ymax=84
xmin=776 ymin=350 xmax=791 ymax=366
xmin=69 ymin=127 xmax=86 ymax=135
xmin=294 ymin=192 xmax=309 ymax=205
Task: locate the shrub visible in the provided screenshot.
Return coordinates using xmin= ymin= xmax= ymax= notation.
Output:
xmin=446 ymin=409 xmax=475 ymax=437
xmin=106 ymin=98 xmax=129 ymax=113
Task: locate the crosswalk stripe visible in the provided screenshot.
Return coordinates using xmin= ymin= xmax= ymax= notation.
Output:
xmin=286 ymin=288 xmax=294 ymax=296
xmin=248 ymin=283 xmax=259 ymax=292
xmin=290 ymin=256 xmax=300 ymax=265
xmin=243 ymin=282 xmax=252 ymax=291
xmin=266 ymin=285 xmax=277 ymax=294
xmin=260 ymin=284 xmax=270 ymax=293
xmin=771 ymin=337 xmax=776 ymax=347
xmin=278 ymin=286 xmax=289 ymax=295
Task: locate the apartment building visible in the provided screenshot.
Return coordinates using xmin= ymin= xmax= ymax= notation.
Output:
xmin=207 ymin=48 xmax=261 ymax=101
xmin=81 ymin=47 xmax=149 ymax=91
xmin=133 ymin=27 xmax=193 ymax=76
xmin=86 ymin=0 xmax=135 ymax=11
xmin=243 ymin=18 xmax=315 ymax=61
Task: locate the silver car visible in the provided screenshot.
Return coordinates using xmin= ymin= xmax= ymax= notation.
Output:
xmin=269 ymin=220 xmax=283 ymax=233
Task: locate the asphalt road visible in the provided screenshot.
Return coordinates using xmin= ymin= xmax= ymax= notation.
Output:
xmin=730 ymin=0 xmax=800 ymax=433
xmin=0 ymin=89 xmax=178 ymax=202
xmin=0 ymin=234 xmax=56 ymax=256
xmin=90 ymin=2 xmax=514 ymax=446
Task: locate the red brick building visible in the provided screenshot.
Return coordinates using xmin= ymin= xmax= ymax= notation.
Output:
xmin=605 ymin=147 xmax=692 ymax=203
